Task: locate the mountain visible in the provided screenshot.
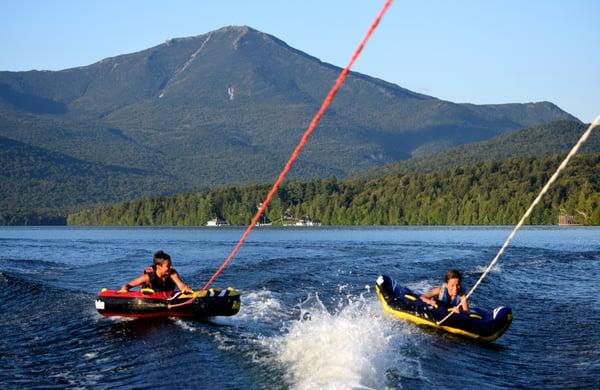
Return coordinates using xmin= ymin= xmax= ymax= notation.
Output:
xmin=0 ymin=25 xmax=579 ymax=214
xmin=0 ymin=136 xmax=177 ymax=209
xmin=355 ymin=120 xmax=600 ymax=178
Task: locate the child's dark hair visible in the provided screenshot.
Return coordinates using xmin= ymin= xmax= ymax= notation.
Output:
xmin=153 ymin=250 xmax=171 ymax=267
xmin=444 ymin=269 xmax=462 ymax=283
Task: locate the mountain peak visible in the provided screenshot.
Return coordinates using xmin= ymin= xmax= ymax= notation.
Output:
xmin=0 ymin=25 xmax=580 ymax=213
xmin=163 ymin=25 xmax=260 ymax=44
xmin=215 ymin=25 xmax=256 ymax=34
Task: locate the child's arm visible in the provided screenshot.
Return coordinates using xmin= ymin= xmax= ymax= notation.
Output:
xmin=171 ymin=272 xmax=192 ymax=292
xmin=420 ymin=287 xmax=440 ymax=306
xmin=118 ymin=274 xmax=149 ymax=292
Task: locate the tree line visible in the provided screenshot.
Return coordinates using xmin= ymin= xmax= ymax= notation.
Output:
xmin=67 ymin=153 xmax=600 ymax=226
xmin=0 ymin=208 xmax=67 ymax=225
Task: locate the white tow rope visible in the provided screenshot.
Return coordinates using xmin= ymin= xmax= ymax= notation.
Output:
xmin=437 ymin=115 xmax=600 ymax=326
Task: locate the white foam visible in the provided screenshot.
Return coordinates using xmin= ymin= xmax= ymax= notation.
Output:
xmin=473 ymin=264 xmax=502 ymax=274
xmin=174 ymin=318 xmax=197 ymax=332
xmin=178 ymin=287 xmax=425 ymax=388
xmin=265 ymin=292 xmax=400 ymax=389
xmin=83 ymin=352 xmax=98 ymax=359
xmin=212 ymin=289 xmax=287 ymax=326
xmin=406 ymin=279 xmax=435 ymax=294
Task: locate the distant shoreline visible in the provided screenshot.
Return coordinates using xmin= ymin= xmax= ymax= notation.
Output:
xmin=1 ymin=223 xmax=597 ymax=228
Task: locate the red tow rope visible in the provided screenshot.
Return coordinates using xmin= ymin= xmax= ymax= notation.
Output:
xmin=201 ymin=0 xmax=394 ymax=292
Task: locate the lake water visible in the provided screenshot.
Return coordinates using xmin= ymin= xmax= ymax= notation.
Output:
xmin=0 ymin=226 xmax=598 ymax=389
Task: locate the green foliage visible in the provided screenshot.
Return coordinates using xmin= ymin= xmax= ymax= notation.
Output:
xmin=0 ymin=208 xmax=66 ymax=225
xmin=0 ymin=136 xmax=178 ymax=210
xmin=68 ymin=154 xmax=600 ymax=226
xmin=0 ymin=26 xmax=578 ymax=215
xmin=0 ymin=28 xmax=590 ymax=225
xmin=357 ymin=120 xmax=600 ymax=178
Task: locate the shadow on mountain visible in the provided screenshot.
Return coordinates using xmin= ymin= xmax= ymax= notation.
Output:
xmin=0 ymin=82 xmax=68 ymax=114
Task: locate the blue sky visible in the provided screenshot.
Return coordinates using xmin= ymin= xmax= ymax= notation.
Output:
xmin=1 ymin=0 xmax=598 ymax=122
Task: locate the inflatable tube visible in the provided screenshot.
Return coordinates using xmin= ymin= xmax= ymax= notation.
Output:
xmin=95 ymin=287 xmax=240 ymax=319
xmin=375 ymin=275 xmax=511 ymax=342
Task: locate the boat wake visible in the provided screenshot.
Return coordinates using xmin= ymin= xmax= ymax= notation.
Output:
xmin=174 ymin=285 xmax=427 ymax=388
xmin=265 ymin=289 xmax=424 ymax=389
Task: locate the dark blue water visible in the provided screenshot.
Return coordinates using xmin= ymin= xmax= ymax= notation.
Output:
xmin=0 ymin=226 xmax=598 ymax=389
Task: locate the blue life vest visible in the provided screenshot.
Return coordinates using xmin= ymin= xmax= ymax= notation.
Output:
xmin=438 ymin=286 xmax=462 ymax=306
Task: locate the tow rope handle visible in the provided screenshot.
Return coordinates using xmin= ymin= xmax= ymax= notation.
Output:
xmin=167 ymin=290 xmax=205 ymax=309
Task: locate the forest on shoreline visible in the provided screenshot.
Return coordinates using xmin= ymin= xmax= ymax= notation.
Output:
xmin=66 ymin=154 xmax=600 ymax=226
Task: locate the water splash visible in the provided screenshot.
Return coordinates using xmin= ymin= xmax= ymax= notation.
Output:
xmin=212 ymin=289 xmax=288 ymax=327
xmin=266 ymin=291 xmax=405 ymax=389
xmin=175 ymin=287 xmax=425 ymax=388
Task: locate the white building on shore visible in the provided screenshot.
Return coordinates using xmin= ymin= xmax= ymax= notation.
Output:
xmin=205 ymin=217 xmax=228 ymax=226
